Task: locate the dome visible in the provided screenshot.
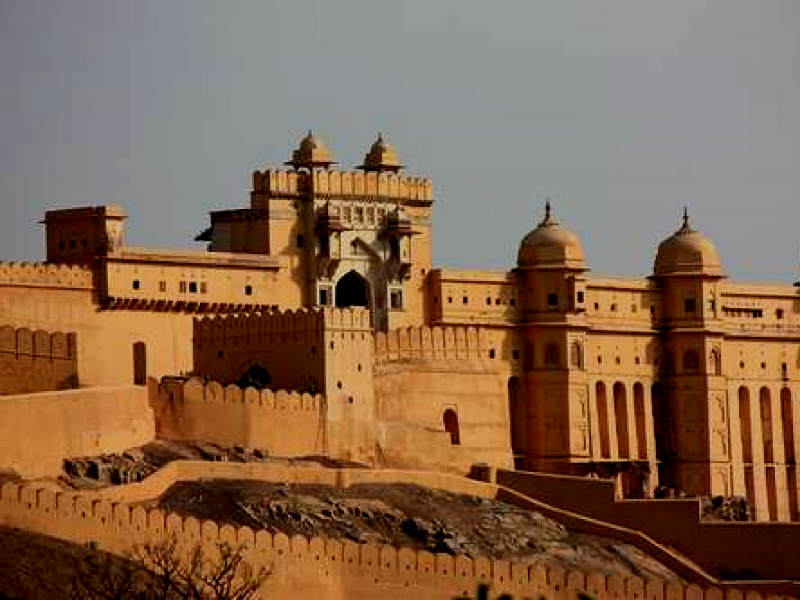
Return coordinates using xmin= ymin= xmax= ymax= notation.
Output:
xmin=358 ymin=133 xmax=404 ymax=172
xmin=654 ymin=209 xmax=722 ymax=277
xmin=285 ymin=130 xmax=337 ymax=169
xmin=517 ymin=202 xmax=586 ymax=270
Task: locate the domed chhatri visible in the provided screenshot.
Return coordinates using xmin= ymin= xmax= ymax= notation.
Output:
xmin=654 ymin=208 xmax=722 ymax=277
xmin=517 ymin=201 xmax=586 ymax=270
xmin=285 ymin=130 xmax=337 ymax=170
xmin=358 ymin=133 xmax=404 ymax=172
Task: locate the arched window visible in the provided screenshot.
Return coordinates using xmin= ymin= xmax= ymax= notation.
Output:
xmin=443 ymin=409 xmax=460 ymax=445
xmin=544 ymin=343 xmax=560 ymax=367
xmin=633 ymin=382 xmax=647 ymax=459
xmin=652 ymin=383 xmax=670 ymax=461
xmin=596 ymin=382 xmax=610 ymax=459
xmin=683 ymin=349 xmax=700 ymax=372
xmin=710 ymin=348 xmax=722 ymax=376
xmin=508 ymin=377 xmax=525 ymax=468
xmin=760 ymin=387 xmax=773 ymax=464
xmin=613 ymin=382 xmax=630 ymax=459
xmin=739 ymin=387 xmax=753 ymax=464
xmin=570 ymin=341 xmax=583 ymax=369
xmin=781 ymin=388 xmax=794 ymax=465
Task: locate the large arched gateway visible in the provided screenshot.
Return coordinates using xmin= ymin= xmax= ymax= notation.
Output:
xmin=335 ymin=270 xmax=370 ymax=308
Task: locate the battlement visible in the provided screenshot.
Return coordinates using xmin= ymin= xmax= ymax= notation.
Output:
xmin=0 ymin=325 xmax=76 ymax=359
xmin=194 ymin=306 xmax=371 ymax=348
xmin=162 ymin=377 xmax=323 ymax=413
xmin=0 ymin=261 xmax=93 ymax=289
xmin=375 ymin=325 xmax=488 ymax=363
xmin=252 ymin=169 xmax=433 ymax=203
xmin=0 ymin=467 xmax=790 ymax=599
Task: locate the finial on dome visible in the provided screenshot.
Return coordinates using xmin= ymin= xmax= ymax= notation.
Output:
xmin=677 ymin=206 xmax=694 ymax=234
xmin=538 ymin=198 xmax=558 ymax=227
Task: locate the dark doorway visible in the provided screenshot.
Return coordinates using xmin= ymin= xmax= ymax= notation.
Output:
xmin=133 ymin=341 xmax=147 ymax=386
xmin=236 ymin=365 xmax=272 ymax=390
xmin=508 ymin=377 xmax=526 ymax=468
xmin=443 ymin=409 xmax=460 ymax=445
xmin=335 ymin=270 xmax=370 ymax=308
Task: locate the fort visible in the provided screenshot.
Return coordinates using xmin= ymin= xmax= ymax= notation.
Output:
xmin=0 ymin=131 xmax=799 ymax=598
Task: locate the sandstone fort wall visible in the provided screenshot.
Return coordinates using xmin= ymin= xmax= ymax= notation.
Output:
xmin=155 ymin=377 xmax=327 ymax=457
xmin=0 ymin=462 xmax=794 ymax=599
xmin=0 ymin=325 xmax=77 ymax=394
xmin=0 ymin=385 xmax=154 ymax=478
xmin=496 ymin=469 xmax=800 ymax=582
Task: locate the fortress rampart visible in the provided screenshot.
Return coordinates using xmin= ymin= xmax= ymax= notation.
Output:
xmin=252 ymin=169 xmax=433 ymax=203
xmin=0 ymin=462 xmax=795 ymax=599
xmin=0 ymin=261 xmax=93 ymax=289
xmin=0 ymin=385 xmax=153 ymax=478
xmin=0 ymin=325 xmax=77 ymax=394
xmin=375 ymin=325 xmax=488 ymax=363
xmin=155 ymin=377 xmax=328 ymax=457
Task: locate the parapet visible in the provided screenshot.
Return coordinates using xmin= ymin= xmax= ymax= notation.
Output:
xmin=252 ymin=169 xmax=433 ymax=204
xmin=0 ymin=325 xmax=76 ymax=360
xmin=194 ymin=306 xmax=372 ymax=348
xmin=375 ymin=325 xmax=487 ymax=363
xmin=161 ymin=377 xmax=324 ymax=413
xmin=0 ymin=261 xmax=93 ymax=289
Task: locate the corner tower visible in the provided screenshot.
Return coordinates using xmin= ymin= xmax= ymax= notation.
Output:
xmin=515 ymin=202 xmax=590 ymax=470
xmin=652 ymin=209 xmax=729 ymax=499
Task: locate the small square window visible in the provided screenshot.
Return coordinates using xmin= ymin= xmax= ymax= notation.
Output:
xmin=245 ymin=285 xmax=253 ymax=296
xmin=610 ymin=303 xmax=618 ymax=312
xmin=199 ymin=282 xmax=207 ymax=293
xmin=577 ymin=291 xmax=584 ymax=303
xmin=684 ymin=298 xmax=696 ymax=313
xmin=512 ymin=349 xmax=520 ymax=360
xmin=296 ymin=234 xmax=304 ymax=248
xmin=179 ymin=281 xmax=187 ymax=293
xmin=462 ymin=296 xmax=468 ymax=304
xmin=510 ymin=298 xmax=516 ymax=306
xmin=390 ymin=289 xmax=403 ymax=310
xmin=58 ymin=241 xmax=65 ymax=250
xmin=159 ymin=280 xmax=167 ymax=292
xmin=486 ymin=297 xmax=492 ymax=306
xmin=319 ymin=288 xmax=331 ymax=306
xmin=132 ymin=280 xmax=140 ymax=290
xmin=547 ymin=293 xmax=558 ymax=307
xmin=776 ymin=309 xmax=784 ymax=319
xmin=188 ymin=281 xmax=197 ymax=293
xmin=447 ymin=297 xmax=453 ymax=304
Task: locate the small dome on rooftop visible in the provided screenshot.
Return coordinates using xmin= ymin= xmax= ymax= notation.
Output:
xmin=359 ymin=133 xmax=404 ymax=172
xmin=286 ymin=130 xmax=337 ymax=169
xmin=654 ymin=208 xmax=722 ymax=277
xmin=517 ymin=201 xmax=586 ymax=270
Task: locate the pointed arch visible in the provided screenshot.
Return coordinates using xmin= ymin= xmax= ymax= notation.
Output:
xmin=335 ymin=270 xmax=370 ymax=308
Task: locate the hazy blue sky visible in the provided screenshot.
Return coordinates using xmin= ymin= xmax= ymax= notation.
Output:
xmin=1 ymin=1 xmax=798 ymax=280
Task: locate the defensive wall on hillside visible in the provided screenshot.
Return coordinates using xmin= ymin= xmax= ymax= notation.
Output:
xmin=1 ymin=461 xmax=796 ymax=599
xmin=252 ymin=168 xmax=433 ymax=203
xmin=0 ymin=384 xmax=154 ymax=478
xmin=495 ymin=469 xmax=800 ymax=582
xmin=0 ymin=325 xmax=77 ymax=394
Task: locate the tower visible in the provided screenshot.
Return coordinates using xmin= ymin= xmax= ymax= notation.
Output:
xmin=515 ymin=202 xmax=590 ymax=471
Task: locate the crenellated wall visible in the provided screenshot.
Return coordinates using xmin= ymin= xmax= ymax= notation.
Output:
xmin=0 ymin=464 xmax=794 ymax=599
xmin=374 ymin=325 xmax=514 ymax=473
xmin=154 ymin=377 xmax=328 ymax=457
xmin=0 ymin=325 xmax=78 ymax=394
xmin=252 ymin=169 xmax=433 ymax=203
xmin=0 ymin=261 xmax=93 ymax=289
xmin=0 ymin=385 xmax=154 ymax=478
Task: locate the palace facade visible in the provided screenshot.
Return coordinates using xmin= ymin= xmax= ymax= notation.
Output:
xmin=1 ymin=131 xmax=798 ymax=522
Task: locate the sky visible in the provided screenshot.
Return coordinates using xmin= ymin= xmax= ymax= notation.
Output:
xmin=0 ymin=1 xmax=798 ymax=280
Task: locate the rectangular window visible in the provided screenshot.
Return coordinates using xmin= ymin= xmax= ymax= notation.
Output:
xmin=179 ymin=281 xmax=187 ymax=293
xmin=132 ymin=280 xmax=140 ymax=290
xmin=354 ymin=207 xmax=364 ymax=223
xmin=577 ymin=291 xmax=584 ymax=303
xmin=366 ymin=207 xmax=375 ymax=224
xmin=684 ymin=298 xmax=696 ymax=313
xmin=199 ymin=282 xmax=207 ymax=294
xmin=319 ymin=288 xmax=330 ymax=306
xmin=777 ymin=308 xmax=784 ymax=319
xmin=547 ymin=293 xmax=558 ymax=307
xmin=390 ymin=289 xmax=403 ymax=310
xmin=296 ymin=234 xmax=304 ymax=248
xmin=158 ymin=280 xmax=167 ymax=292
xmin=245 ymin=285 xmax=253 ymax=296
xmin=188 ymin=281 xmax=197 ymax=293
xmin=343 ymin=206 xmax=352 ymax=222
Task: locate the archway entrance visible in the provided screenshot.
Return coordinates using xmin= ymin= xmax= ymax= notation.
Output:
xmin=335 ymin=270 xmax=370 ymax=308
